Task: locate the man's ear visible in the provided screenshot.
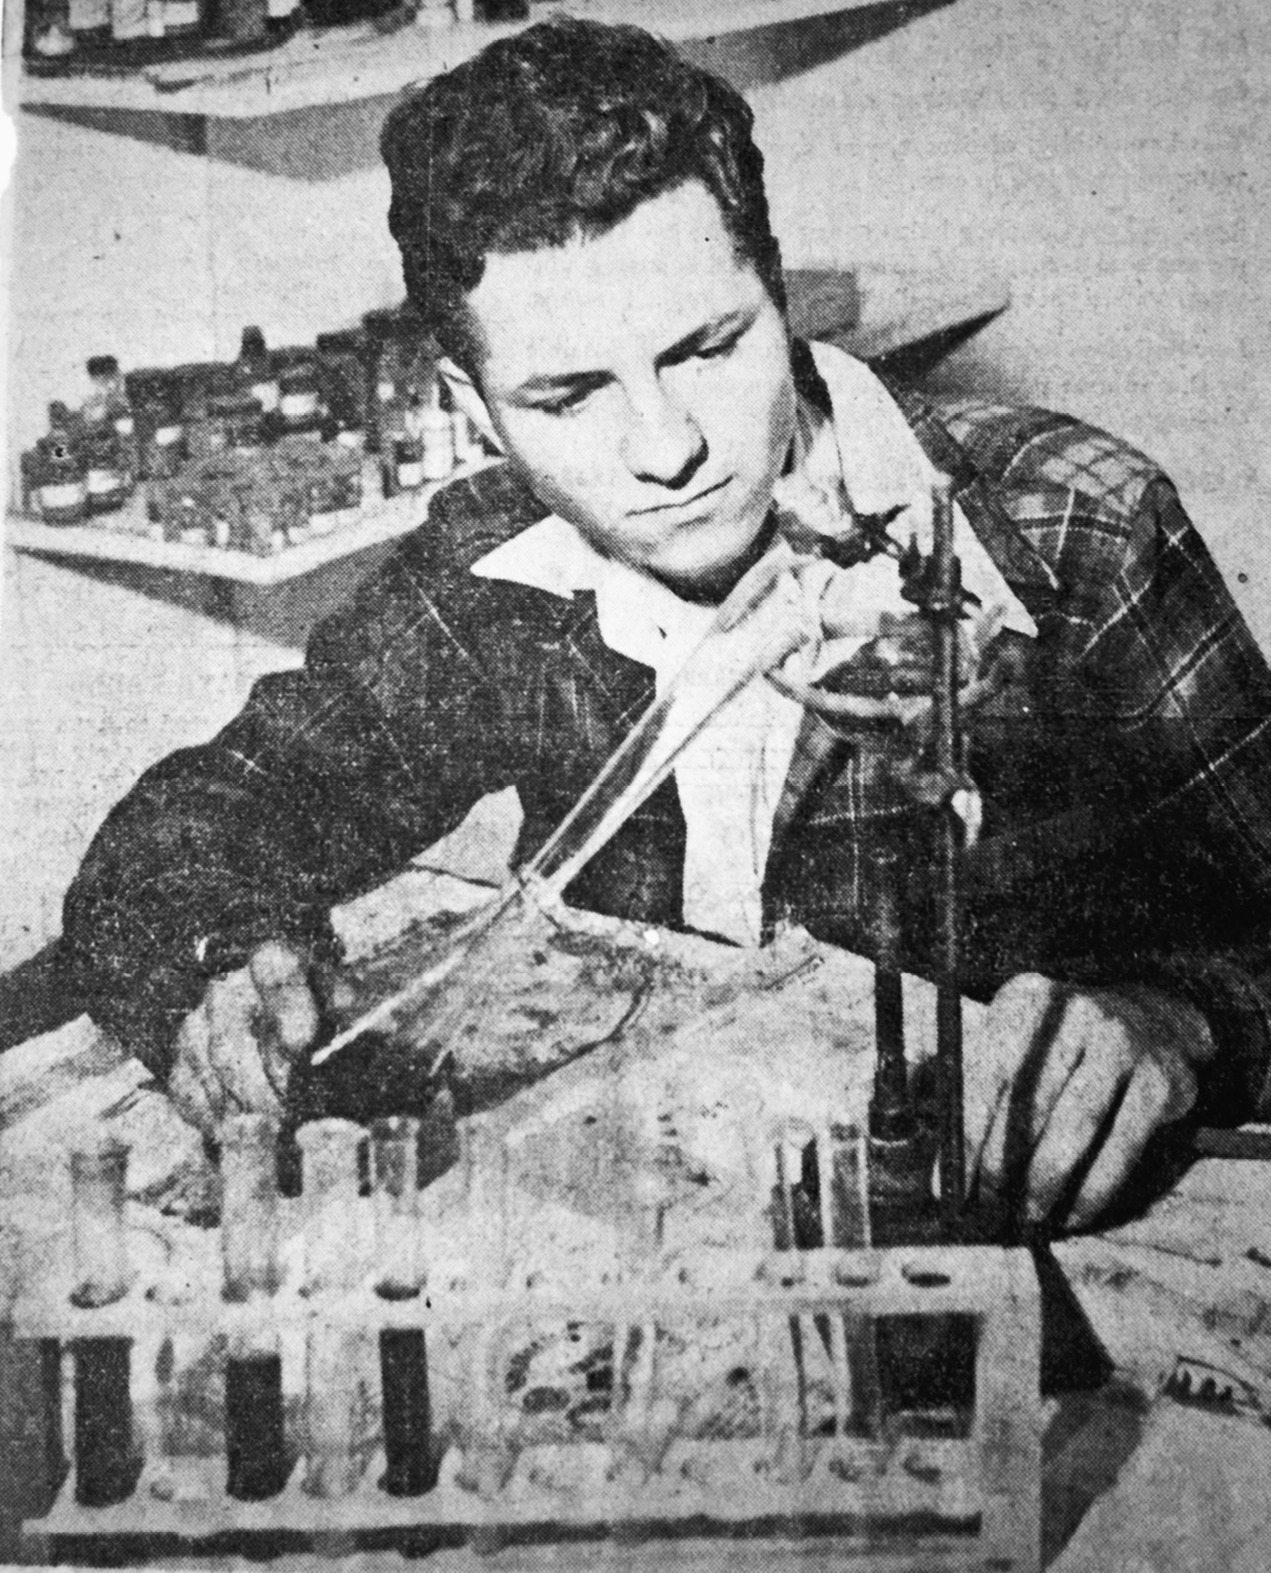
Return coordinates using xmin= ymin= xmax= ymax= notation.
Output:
xmin=438 ymin=357 xmax=503 ymax=454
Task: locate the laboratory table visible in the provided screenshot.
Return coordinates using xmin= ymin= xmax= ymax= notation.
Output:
xmin=3 ymin=864 xmax=1271 ymax=1571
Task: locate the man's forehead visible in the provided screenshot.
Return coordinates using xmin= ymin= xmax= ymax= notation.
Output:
xmin=468 ymin=182 xmax=765 ymax=390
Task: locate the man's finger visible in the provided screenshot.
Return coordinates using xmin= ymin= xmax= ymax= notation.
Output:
xmin=173 ymin=1004 xmax=225 ymax=1123
xmin=966 ymin=1071 xmax=1012 ymax=1207
xmin=205 ymin=972 xmax=280 ymax=1116
xmin=1023 ymin=1047 xmax=1130 ymax=1225
xmin=1064 ymin=1055 xmax=1194 ymax=1231
xmin=968 ymin=974 xmax=1077 ymax=1198
xmin=249 ymin=942 xmax=320 ymax=1061
xmin=168 ymin=1048 xmax=218 ymax=1136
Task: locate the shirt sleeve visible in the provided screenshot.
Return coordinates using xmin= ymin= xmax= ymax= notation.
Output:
xmin=59 ymin=540 xmax=518 ymax=1081
xmin=1072 ymin=475 xmax=1271 ymax=1121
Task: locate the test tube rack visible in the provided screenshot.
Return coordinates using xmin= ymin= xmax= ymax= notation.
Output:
xmin=18 ymin=1245 xmax=1039 ymax=1571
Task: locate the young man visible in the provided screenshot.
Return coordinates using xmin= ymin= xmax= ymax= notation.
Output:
xmin=61 ymin=19 xmax=1271 ymax=1232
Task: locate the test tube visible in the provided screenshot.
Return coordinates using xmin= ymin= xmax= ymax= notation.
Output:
xmin=298 ymin=1120 xmax=371 ymax=1499
xmin=69 ymin=1134 xmax=137 ymax=1506
xmin=823 ymin=1124 xmax=883 ymax=1439
xmin=70 ymin=1132 xmax=131 ymax=1309
xmin=372 ymin=1117 xmax=437 ymax=1496
xmin=221 ymin=1112 xmax=281 ymax=1301
xmin=372 ymin=1116 xmax=424 ymax=1299
xmin=770 ymin=1121 xmax=816 ymax=1258
xmin=221 ymin=1114 xmax=288 ymax=1501
xmin=299 ymin=1118 xmax=366 ymax=1298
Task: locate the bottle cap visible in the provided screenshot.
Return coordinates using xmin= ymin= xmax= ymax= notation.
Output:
xmin=362 ymin=309 xmax=396 ymax=343
xmin=239 ymin=326 xmax=268 ymax=361
xmin=316 ymin=328 xmax=363 ymax=354
xmin=87 ymin=354 xmax=120 ymax=380
xmin=271 ymin=347 xmax=317 ymax=376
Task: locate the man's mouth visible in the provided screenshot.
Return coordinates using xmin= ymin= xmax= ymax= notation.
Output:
xmin=632 ymin=476 xmax=731 ymax=517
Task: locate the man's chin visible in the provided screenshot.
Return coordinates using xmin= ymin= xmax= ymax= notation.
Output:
xmin=651 ymin=516 xmax=777 ymax=604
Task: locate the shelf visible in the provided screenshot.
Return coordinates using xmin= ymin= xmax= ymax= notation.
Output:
xmin=5 ymin=264 xmax=1008 ymax=586
xmin=5 ymin=459 xmax=478 ymax=587
xmin=18 ymin=0 xmax=924 ymax=118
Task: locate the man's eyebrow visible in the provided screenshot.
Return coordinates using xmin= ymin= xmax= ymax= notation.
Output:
xmin=506 ymin=307 xmax=757 ymax=402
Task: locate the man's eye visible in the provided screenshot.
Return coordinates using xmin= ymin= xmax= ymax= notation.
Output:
xmin=537 ymin=387 xmax=593 ymax=417
xmin=695 ymin=329 xmax=746 ymax=361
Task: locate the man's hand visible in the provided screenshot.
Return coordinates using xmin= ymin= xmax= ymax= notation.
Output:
xmin=167 ymin=941 xmax=321 ymax=1136
xmin=967 ymin=973 xmax=1217 ymax=1233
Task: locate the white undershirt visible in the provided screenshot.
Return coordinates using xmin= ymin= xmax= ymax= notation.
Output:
xmin=472 ymin=343 xmax=1034 ymax=945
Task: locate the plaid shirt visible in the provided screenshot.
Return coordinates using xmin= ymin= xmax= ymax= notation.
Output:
xmin=61 ymin=354 xmax=1271 ymax=1119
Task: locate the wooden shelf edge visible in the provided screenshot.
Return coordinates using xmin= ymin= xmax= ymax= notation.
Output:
xmin=17 ymin=0 xmax=911 ymax=119
xmin=4 ymin=467 xmax=475 ymax=586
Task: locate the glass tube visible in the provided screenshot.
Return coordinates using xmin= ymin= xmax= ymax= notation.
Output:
xmin=297 ymin=1120 xmax=370 ymax=1499
xmin=221 ymin=1113 xmax=288 ymax=1501
xmin=372 ymin=1117 xmax=436 ymax=1498
xmin=221 ymin=1112 xmax=281 ymax=1302
xmin=371 ymin=1116 xmax=423 ymax=1299
xmin=70 ymin=1133 xmax=130 ymax=1309
xmin=69 ymin=1133 xmax=138 ymax=1506
xmin=297 ymin=1119 xmax=366 ymax=1298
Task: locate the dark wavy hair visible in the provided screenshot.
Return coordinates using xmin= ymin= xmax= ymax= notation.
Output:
xmin=381 ymin=17 xmax=785 ymax=372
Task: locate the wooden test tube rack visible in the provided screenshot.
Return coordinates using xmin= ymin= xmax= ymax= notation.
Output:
xmin=17 ymin=1238 xmax=1041 ymax=1571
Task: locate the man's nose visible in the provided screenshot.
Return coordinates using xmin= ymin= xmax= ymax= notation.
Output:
xmin=620 ymin=382 xmax=707 ymax=488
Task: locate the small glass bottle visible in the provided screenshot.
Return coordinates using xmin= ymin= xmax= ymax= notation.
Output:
xmin=82 ymin=425 xmax=131 ymax=517
xmin=305 ymin=468 xmax=343 ymax=537
xmin=28 ymin=0 xmax=76 ymax=57
xmin=110 ymin=0 xmax=149 ymax=43
xmin=315 ymin=328 xmax=367 ymax=443
xmin=394 ymin=391 xmax=426 ymax=492
xmin=337 ymin=436 xmax=364 ymax=498
xmin=69 ymin=1134 xmax=138 ymax=1508
xmin=276 ymin=358 xmax=324 ymax=441
xmin=67 ymin=0 xmax=111 ymax=47
xmin=237 ymin=327 xmax=279 ymax=426
xmin=138 ymin=387 xmax=186 ymax=480
xmin=219 ymin=393 xmax=266 ymax=454
xmin=419 ymin=375 xmax=455 ymax=482
xmin=360 ymin=310 xmax=394 ymax=455
xmin=184 ymin=367 xmax=232 ymax=462
xmin=85 ymin=355 xmax=135 ymax=458
xmin=34 ymin=404 xmax=88 ymax=525
xmin=161 ymin=0 xmax=201 ymax=37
